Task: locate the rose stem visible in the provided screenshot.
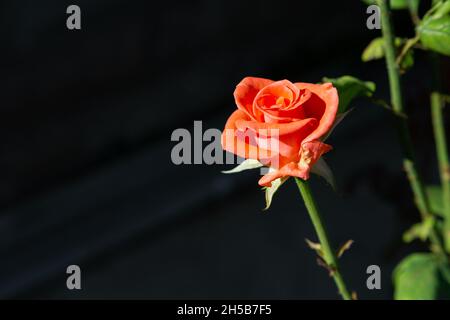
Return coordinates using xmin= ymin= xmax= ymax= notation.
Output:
xmin=376 ymin=0 xmax=445 ymax=254
xmin=430 ymin=53 xmax=450 ymax=252
xmin=295 ymin=178 xmax=352 ymax=300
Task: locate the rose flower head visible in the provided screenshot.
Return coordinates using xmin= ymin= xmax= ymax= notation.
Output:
xmin=221 ymin=77 xmax=338 ymax=189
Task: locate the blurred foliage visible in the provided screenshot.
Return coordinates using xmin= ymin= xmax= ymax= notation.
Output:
xmin=322 ymin=76 xmax=375 ymax=113
xmin=426 ymin=185 xmax=445 ymax=217
xmin=362 ymin=0 xmax=450 ymax=300
xmin=362 ymin=37 xmax=414 ymax=71
xmin=363 ymin=0 xmax=420 ymax=11
xmin=394 ymin=253 xmax=450 ymax=299
xmin=418 ymin=15 xmax=450 ymax=56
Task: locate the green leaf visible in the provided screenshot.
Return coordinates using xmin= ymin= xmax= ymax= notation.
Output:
xmin=426 ymin=185 xmax=444 ymax=217
xmin=418 ymin=15 xmax=450 ymax=56
xmin=322 ymin=76 xmax=376 ymax=113
xmin=362 ymin=37 xmax=415 ymax=71
xmin=361 ymin=37 xmax=384 ymax=62
xmin=362 ymin=0 xmax=420 ymax=11
xmin=263 ymin=177 xmax=287 ymax=210
xmin=395 ymin=37 xmax=416 ymax=72
xmin=392 ymin=0 xmax=420 ymax=10
xmin=393 ymin=253 xmax=450 ymax=300
xmin=403 ymin=216 xmax=435 ymax=242
xmin=429 ymin=0 xmax=450 ymax=20
xmin=400 ymin=45 xmax=415 ymax=70
xmin=362 ymin=38 xmax=385 ymax=62
xmin=222 ymin=159 xmax=263 ymax=174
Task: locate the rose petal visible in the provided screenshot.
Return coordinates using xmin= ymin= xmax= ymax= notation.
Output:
xmin=253 ymin=80 xmax=306 ymax=122
xmin=294 ymin=82 xmax=338 ymax=142
xmin=234 ymin=117 xmax=318 ymax=166
xmin=234 ymin=117 xmax=317 ymax=137
xmin=221 ymin=110 xmax=274 ymax=161
xmin=258 ymin=162 xmax=307 ymax=187
xmin=297 ymin=140 xmax=333 ymax=176
xmin=234 ymin=77 xmax=274 ymax=120
xmin=258 ymin=140 xmax=332 ymax=187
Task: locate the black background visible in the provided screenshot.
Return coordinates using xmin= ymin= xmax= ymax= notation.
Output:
xmin=0 ymin=0 xmax=448 ymax=299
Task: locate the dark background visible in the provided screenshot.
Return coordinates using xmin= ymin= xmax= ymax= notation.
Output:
xmin=0 ymin=0 xmax=447 ymax=299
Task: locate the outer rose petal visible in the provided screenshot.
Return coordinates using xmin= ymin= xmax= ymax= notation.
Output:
xmin=258 ymin=140 xmax=332 ymax=187
xmin=234 ymin=77 xmax=274 ymax=120
xmin=234 ymin=117 xmax=317 ymax=137
xmin=234 ymin=117 xmax=318 ymax=167
xmin=221 ymin=110 xmax=273 ymax=161
xmin=294 ymin=82 xmax=338 ymax=143
xmin=258 ymin=162 xmax=309 ymax=186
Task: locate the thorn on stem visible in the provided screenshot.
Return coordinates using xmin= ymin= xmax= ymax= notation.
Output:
xmin=337 ymin=240 xmax=354 ymax=258
xmin=305 ymin=238 xmax=324 ymax=258
xmin=316 ymin=257 xmax=336 ymax=277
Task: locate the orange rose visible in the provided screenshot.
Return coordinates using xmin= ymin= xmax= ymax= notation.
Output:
xmin=221 ymin=77 xmax=338 ymax=187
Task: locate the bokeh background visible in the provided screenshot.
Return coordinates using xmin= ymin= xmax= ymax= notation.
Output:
xmin=0 ymin=0 xmax=448 ymax=299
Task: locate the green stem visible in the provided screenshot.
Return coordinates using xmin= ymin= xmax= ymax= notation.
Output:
xmin=295 ymin=178 xmax=352 ymax=300
xmin=377 ymin=0 xmax=445 ymax=255
xmin=430 ymin=54 xmax=450 ymax=252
